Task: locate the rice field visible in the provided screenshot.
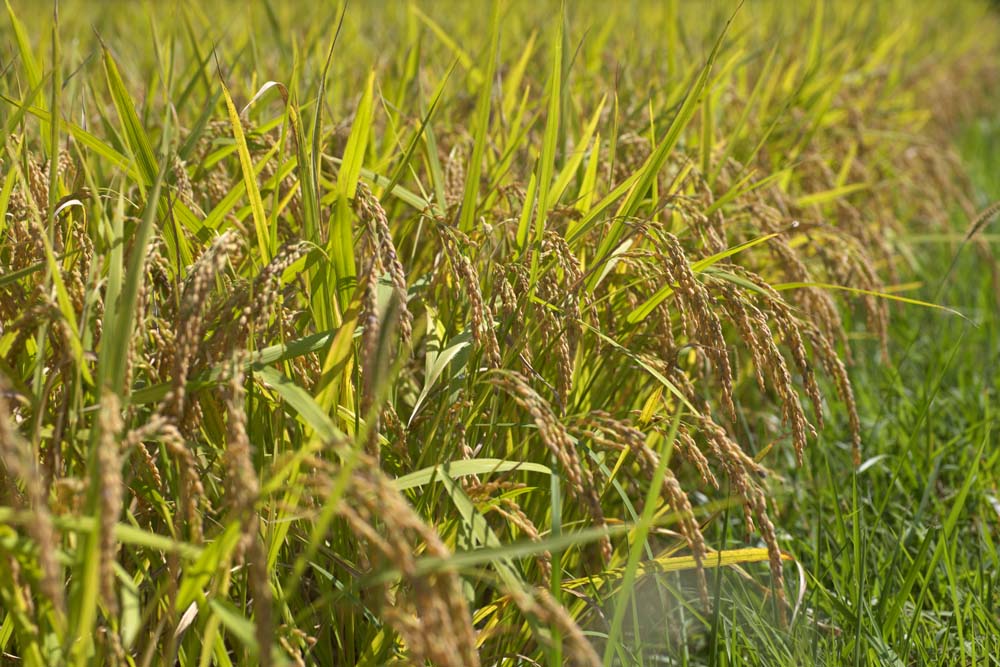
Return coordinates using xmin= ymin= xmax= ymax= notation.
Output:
xmin=1 ymin=1 xmax=999 ymax=665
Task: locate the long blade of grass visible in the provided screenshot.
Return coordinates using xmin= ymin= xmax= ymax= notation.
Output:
xmin=458 ymin=1 xmax=500 ymax=232
xmin=772 ymin=282 xmax=967 ymax=319
xmin=527 ymin=10 xmax=563 ymax=256
xmin=394 ymin=459 xmax=552 ymax=491
xmin=221 ymin=80 xmax=272 ymax=262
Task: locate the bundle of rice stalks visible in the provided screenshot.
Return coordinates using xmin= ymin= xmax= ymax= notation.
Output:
xmin=1 ymin=0 xmax=997 ymax=664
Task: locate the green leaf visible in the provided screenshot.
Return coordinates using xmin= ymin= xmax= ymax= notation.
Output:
xmin=394 ymin=459 xmax=552 ymax=491
xmin=529 ymin=13 xmax=564 ymax=253
xmin=5 ymin=0 xmax=47 ymax=140
xmin=208 ymin=599 xmax=259 ymax=653
xmin=255 ymin=365 xmax=345 ymax=445
xmin=175 ymin=523 xmax=244 ymax=612
xmin=335 ymin=71 xmax=376 ymax=201
xmin=795 ymin=182 xmax=869 ymax=207
xmin=221 ymin=80 xmax=273 ymax=262
xmin=603 ymin=409 xmax=682 ymax=665
xmin=102 ymin=48 xmax=195 ymax=267
xmin=458 ymin=1 xmax=500 ymax=232
xmin=103 ymin=48 xmax=159 ymax=192
xmin=37 ymin=222 xmax=93 ymax=386
xmin=580 ymin=321 xmax=699 ymax=416
xmin=409 ymin=331 xmax=472 ymax=424
xmin=515 ymin=172 xmax=538 ymax=251
xmin=547 ymin=95 xmax=605 ymax=210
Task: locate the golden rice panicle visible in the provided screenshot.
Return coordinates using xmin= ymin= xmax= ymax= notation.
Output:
xmin=806 ymin=323 xmax=863 ymax=466
xmin=719 ymin=283 xmax=770 ymax=395
xmin=464 ymin=467 xmax=551 ymax=576
xmin=676 ymin=424 xmax=719 ymax=489
xmin=656 ymin=232 xmax=737 ymax=422
xmin=731 ymin=278 xmax=814 ymax=463
xmin=0 ymin=382 xmax=63 ymax=614
xmin=337 ymin=462 xmax=480 ymax=667
xmin=441 ymin=231 xmax=502 ymax=369
xmin=502 ymin=500 xmax=553 ymax=579
xmin=813 ymin=235 xmax=889 ymax=360
xmin=123 ymin=416 xmax=172 ymax=493
xmin=221 ymin=358 xmax=259 ymax=539
xmin=536 ymin=232 xmax=591 ymax=410
xmin=489 ymin=371 xmax=612 ymax=563
xmin=359 ymin=255 xmax=384 ymax=461
xmin=542 ymin=230 xmax=591 ymax=328
xmin=133 ymin=240 xmax=175 ymax=384
xmin=246 ymin=241 xmax=310 ymax=338
xmin=204 ymin=240 xmax=308 ymax=366
xmin=97 ymin=624 xmax=128 ymax=667
xmin=97 ymin=391 xmax=124 ymax=616
xmin=507 ymin=586 xmax=601 ymax=667
xmin=166 ymin=421 xmax=208 ymax=542
xmin=533 ymin=277 xmax=574 ymax=411
xmin=26 ymin=150 xmax=48 ymax=216
xmin=694 ymin=412 xmax=786 ymax=612
xmin=133 ymin=414 xmax=206 ymax=542
xmin=771 ymin=303 xmax=826 ymax=433
xmin=167 ymin=230 xmax=242 ymax=422
xmin=495 ymin=263 xmax=537 ymax=374
xmin=443 ymin=144 xmax=466 ymax=211
xmin=355 ymin=181 xmax=412 ymax=346
xmin=964 ymin=199 xmax=1000 ymax=240
xmin=171 ymin=154 xmax=195 ymax=210
xmin=222 ymin=357 xmax=273 ymax=667
xmin=751 ymin=489 xmax=789 ymax=625
xmin=750 ymin=201 xmax=852 ymax=361
xmin=742 ymin=268 xmax=861 ymax=463
xmin=495 ymin=267 xmax=523 ymax=322
xmin=677 ymin=181 xmax=727 ymax=256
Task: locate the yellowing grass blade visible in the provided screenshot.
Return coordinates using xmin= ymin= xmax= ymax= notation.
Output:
xmin=563 ymin=547 xmax=792 ymax=590
xmin=773 ymin=282 xmax=968 ymax=319
xmin=547 ymin=94 xmax=605 ymax=210
xmin=221 ymin=80 xmax=272 ymax=262
xmin=795 ymin=182 xmax=868 ymax=207
xmin=394 ymin=459 xmax=552 ymax=491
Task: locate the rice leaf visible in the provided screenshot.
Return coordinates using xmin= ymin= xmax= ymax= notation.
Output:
xmin=221 ymin=79 xmax=273 ymax=262
xmin=458 ymin=1 xmax=500 ymax=232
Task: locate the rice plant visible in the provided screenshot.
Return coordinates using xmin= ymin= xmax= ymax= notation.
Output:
xmin=0 ymin=1 xmax=997 ymax=665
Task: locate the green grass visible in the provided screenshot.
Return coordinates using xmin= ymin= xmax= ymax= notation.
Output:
xmin=0 ymin=1 xmax=999 ymax=665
